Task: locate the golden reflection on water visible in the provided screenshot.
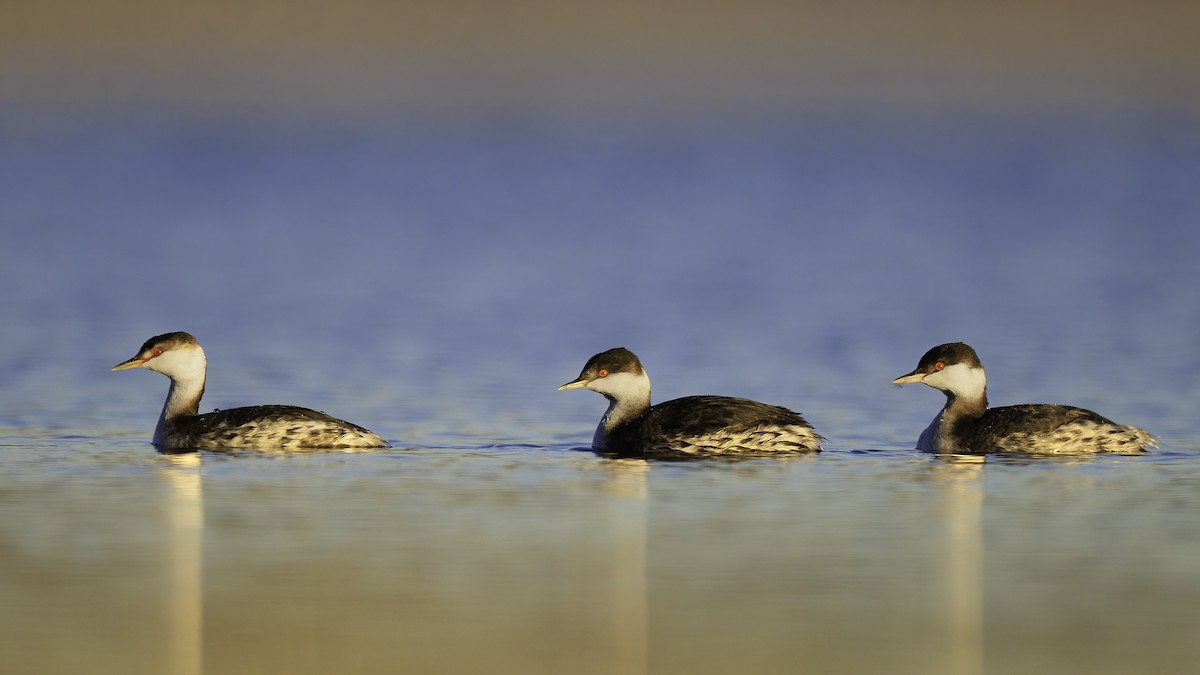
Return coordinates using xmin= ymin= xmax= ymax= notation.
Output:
xmin=163 ymin=454 xmax=203 ymax=675
xmin=935 ymin=454 xmax=985 ymax=675
xmin=604 ymin=459 xmax=649 ymax=675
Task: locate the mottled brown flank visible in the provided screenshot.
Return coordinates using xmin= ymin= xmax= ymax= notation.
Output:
xmin=950 ymin=404 xmax=1154 ymax=454
xmin=162 ymin=405 xmax=387 ymax=451
xmin=606 ymin=395 xmax=822 ymax=458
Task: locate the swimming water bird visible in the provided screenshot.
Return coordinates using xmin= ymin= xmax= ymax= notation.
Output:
xmin=113 ymin=331 xmax=388 ymax=451
xmin=892 ymin=342 xmax=1155 ymax=454
xmin=559 ymin=347 xmax=821 ymax=458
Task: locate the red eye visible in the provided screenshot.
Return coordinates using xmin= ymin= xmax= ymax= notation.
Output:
xmin=152 ymin=348 xmax=163 ymax=357
xmin=598 ymin=369 xmax=609 ymax=378
xmin=934 ymin=362 xmax=944 ymax=371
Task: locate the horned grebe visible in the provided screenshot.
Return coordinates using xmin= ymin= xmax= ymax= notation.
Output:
xmin=892 ymin=342 xmax=1155 ymax=455
xmin=113 ymin=331 xmax=388 ymax=451
xmin=559 ymin=347 xmax=821 ymax=458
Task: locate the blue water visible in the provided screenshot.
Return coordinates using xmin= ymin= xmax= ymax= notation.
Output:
xmin=2 ymin=108 xmax=1200 ymax=673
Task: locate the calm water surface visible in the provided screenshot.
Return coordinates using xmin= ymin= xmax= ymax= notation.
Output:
xmin=2 ymin=111 xmax=1199 ymax=674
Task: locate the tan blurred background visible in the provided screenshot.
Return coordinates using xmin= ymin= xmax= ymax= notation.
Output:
xmin=3 ymin=1 xmax=1198 ymax=123
xmin=3 ymin=7 xmax=1200 ymax=675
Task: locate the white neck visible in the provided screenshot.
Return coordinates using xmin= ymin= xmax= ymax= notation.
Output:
xmin=587 ymin=371 xmax=652 ymax=448
xmin=145 ymin=347 xmax=208 ymax=443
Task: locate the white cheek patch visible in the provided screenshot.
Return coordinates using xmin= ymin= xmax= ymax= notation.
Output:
xmin=923 ymin=363 xmax=986 ymax=398
xmin=148 ymin=349 xmax=201 ymax=378
xmin=587 ymin=371 xmax=650 ymax=400
xmin=146 ymin=350 xmax=183 ymax=374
